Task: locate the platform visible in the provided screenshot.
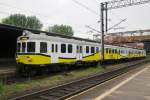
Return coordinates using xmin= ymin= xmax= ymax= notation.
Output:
xmin=67 ymin=63 xmax=150 ymax=100
xmin=97 ymin=64 xmax=150 ymax=100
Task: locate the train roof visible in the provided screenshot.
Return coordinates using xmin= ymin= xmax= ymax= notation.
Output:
xmin=22 ymin=31 xmax=145 ymax=51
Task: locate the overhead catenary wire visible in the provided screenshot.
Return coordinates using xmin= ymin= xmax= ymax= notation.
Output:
xmin=107 ymin=18 xmax=127 ymax=31
xmin=0 ymin=1 xmax=101 ymax=19
xmin=0 ymin=0 xmax=100 ymax=18
xmin=0 ymin=0 xmax=100 ymax=35
xmin=71 ymin=0 xmax=99 ymax=16
xmin=0 ymin=1 xmax=99 ymax=27
xmin=85 ymin=18 xmax=127 ymax=37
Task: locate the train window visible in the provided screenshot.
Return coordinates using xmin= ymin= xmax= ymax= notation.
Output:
xmin=76 ymin=46 xmax=79 ymax=53
xmin=40 ymin=42 xmax=47 ymax=53
xmin=96 ymin=47 xmax=99 ymax=53
xmin=121 ymin=50 xmax=123 ymax=54
xmin=106 ymin=48 xmax=108 ymax=54
xmin=17 ymin=43 xmax=21 ymax=52
xmin=61 ymin=44 xmax=66 ymax=53
xmin=112 ymin=49 xmax=115 ymax=54
xmin=80 ymin=46 xmax=82 ymax=53
xmin=55 ymin=44 xmax=58 ymax=53
xmin=109 ymin=49 xmax=111 ymax=54
xmin=68 ymin=44 xmax=72 ymax=53
xmin=91 ymin=47 xmax=95 ymax=53
xmin=28 ymin=42 xmax=35 ymax=53
xmin=52 ymin=44 xmax=54 ymax=52
xmin=119 ymin=50 xmax=121 ymax=54
xmin=86 ymin=46 xmax=89 ymax=53
xmin=22 ymin=42 xmax=26 ymax=53
xmin=115 ymin=49 xmax=117 ymax=54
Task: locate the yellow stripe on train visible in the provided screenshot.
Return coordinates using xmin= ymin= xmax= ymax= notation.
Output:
xmin=17 ymin=55 xmax=51 ymax=65
xmin=83 ymin=52 xmax=101 ymax=61
xmin=58 ymin=58 xmax=76 ymax=63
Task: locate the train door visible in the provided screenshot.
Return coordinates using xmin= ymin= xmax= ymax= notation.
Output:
xmin=76 ymin=45 xmax=83 ymax=61
xmin=51 ymin=43 xmax=59 ymax=63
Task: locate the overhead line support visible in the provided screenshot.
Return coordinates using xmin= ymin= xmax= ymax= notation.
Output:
xmin=107 ymin=0 xmax=150 ymax=10
xmin=100 ymin=3 xmax=105 ymax=61
xmin=100 ymin=0 xmax=150 ymax=62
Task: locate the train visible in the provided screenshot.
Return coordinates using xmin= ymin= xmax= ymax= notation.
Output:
xmin=16 ymin=30 xmax=146 ymax=76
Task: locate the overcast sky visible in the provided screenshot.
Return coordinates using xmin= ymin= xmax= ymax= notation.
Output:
xmin=0 ymin=0 xmax=150 ymax=39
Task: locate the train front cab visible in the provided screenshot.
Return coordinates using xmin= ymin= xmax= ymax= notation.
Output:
xmin=16 ymin=40 xmax=51 ymax=66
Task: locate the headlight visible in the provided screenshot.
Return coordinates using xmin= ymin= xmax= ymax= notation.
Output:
xmin=16 ymin=57 xmax=19 ymax=62
xmin=25 ymin=56 xmax=32 ymax=62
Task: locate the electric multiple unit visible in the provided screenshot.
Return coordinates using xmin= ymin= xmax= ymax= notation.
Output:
xmin=16 ymin=31 xmax=146 ymax=74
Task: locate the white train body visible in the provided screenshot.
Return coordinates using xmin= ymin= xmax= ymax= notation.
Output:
xmin=16 ymin=31 xmax=146 ymax=66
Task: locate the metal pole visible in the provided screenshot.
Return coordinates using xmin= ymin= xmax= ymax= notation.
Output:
xmin=105 ymin=2 xmax=108 ymax=33
xmin=100 ymin=3 xmax=104 ymax=61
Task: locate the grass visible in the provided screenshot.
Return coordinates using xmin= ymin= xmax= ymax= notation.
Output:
xmin=0 ymin=66 xmax=104 ymax=100
xmin=70 ymin=66 xmax=104 ymax=77
xmin=0 ymin=80 xmax=5 ymax=100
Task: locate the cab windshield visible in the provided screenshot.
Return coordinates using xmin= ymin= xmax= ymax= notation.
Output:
xmin=27 ymin=42 xmax=35 ymax=53
xmin=17 ymin=42 xmax=35 ymax=53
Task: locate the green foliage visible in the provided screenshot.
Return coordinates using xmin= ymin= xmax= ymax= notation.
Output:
xmin=47 ymin=24 xmax=74 ymax=36
xmin=2 ymin=14 xmax=43 ymax=30
xmin=26 ymin=16 xmax=43 ymax=29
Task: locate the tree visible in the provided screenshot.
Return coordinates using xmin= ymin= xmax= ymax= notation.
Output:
xmin=26 ymin=16 xmax=43 ymax=29
xmin=46 ymin=24 xmax=74 ymax=36
xmin=2 ymin=14 xmax=43 ymax=30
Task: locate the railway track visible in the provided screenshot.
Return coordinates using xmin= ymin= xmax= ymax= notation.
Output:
xmin=9 ymin=59 xmax=149 ymax=100
xmin=0 ymin=59 xmax=142 ymax=85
